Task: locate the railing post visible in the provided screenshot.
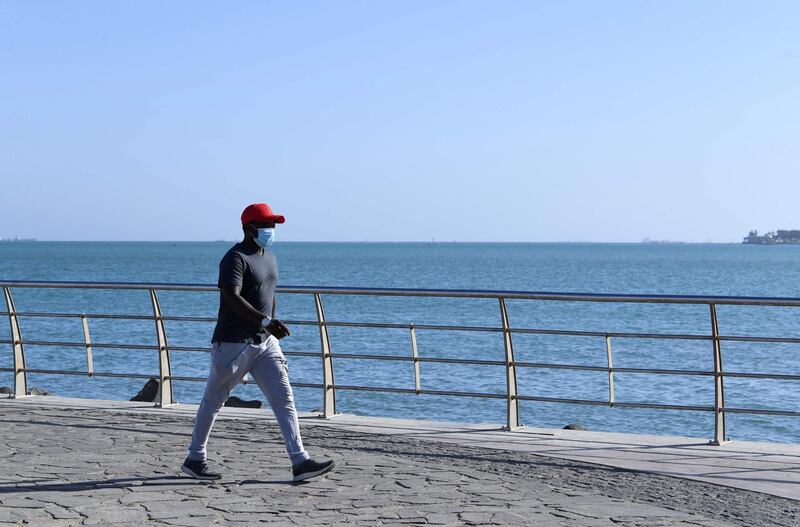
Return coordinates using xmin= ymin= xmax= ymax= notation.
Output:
xmin=149 ymin=289 xmax=174 ymax=407
xmin=605 ymin=334 xmax=614 ymax=406
xmin=3 ymin=287 xmax=27 ymax=398
xmin=709 ymin=304 xmax=727 ymax=445
xmin=499 ymin=297 xmax=521 ymax=430
xmin=81 ymin=314 xmax=94 ymax=377
xmin=410 ymin=324 xmax=421 ymax=393
xmin=314 ymin=293 xmax=337 ymax=417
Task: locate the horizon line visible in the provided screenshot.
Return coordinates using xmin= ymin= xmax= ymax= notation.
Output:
xmin=1 ymin=239 xmax=741 ymax=244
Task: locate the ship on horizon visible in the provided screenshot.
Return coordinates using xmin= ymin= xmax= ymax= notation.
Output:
xmin=0 ymin=237 xmax=37 ymax=242
xmin=640 ymin=238 xmax=687 ymax=244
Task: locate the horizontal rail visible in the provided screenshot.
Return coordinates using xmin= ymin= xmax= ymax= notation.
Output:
xmin=510 ymin=328 xmax=713 ymax=340
xmin=0 ymin=339 xmax=159 ymax=351
xmin=722 ymin=371 xmax=800 ymax=381
xmin=0 ymin=339 xmax=716 ymax=372
xmin=4 ymin=366 xmax=799 ymax=417
xmin=4 ymin=280 xmax=800 ymax=306
xmin=7 ymin=312 xmax=800 ymax=346
xmin=5 ymin=306 xmax=800 ymax=350
xmin=327 ymin=354 xmax=720 ymax=378
xmin=4 ymin=338 xmax=799 ymax=381
xmin=17 ymin=368 xmax=156 ymax=380
xmin=7 ymin=360 xmax=796 ymax=383
xmin=0 ymin=311 xmax=219 ymax=323
xmin=513 ymin=395 xmax=714 ymax=412
xmin=332 ymin=384 xmax=505 ymax=399
xmin=722 ymin=407 xmax=800 ymax=417
xmin=5 ymin=306 xmax=800 ymax=347
xmin=719 ymin=335 xmax=800 ymax=345
xmin=168 ymin=374 xmax=324 ymax=390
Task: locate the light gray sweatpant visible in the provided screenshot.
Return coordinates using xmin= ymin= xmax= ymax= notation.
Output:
xmin=187 ymin=337 xmax=310 ymax=465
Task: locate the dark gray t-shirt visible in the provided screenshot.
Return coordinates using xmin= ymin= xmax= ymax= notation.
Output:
xmin=211 ymin=242 xmax=278 ymax=343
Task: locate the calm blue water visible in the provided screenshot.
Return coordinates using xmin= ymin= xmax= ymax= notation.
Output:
xmin=2 ymin=242 xmax=800 ymax=443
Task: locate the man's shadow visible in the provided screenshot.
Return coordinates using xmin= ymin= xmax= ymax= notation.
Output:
xmin=0 ymin=475 xmax=299 ymax=494
xmin=239 ymin=478 xmax=312 ymax=486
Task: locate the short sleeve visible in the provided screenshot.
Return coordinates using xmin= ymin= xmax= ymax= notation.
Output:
xmin=218 ymin=251 xmax=245 ymax=288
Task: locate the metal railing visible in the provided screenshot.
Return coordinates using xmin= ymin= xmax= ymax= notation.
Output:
xmin=2 ymin=280 xmax=800 ymax=445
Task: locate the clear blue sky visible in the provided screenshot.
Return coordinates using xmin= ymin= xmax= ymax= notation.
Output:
xmin=1 ymin=1 xmax=798 ymax=242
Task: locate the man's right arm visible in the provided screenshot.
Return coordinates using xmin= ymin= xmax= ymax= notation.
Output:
xmin=220 ymin=285 xmax=265 ymax=326
xmin=220 ymin=285 xmax=291 ymax=339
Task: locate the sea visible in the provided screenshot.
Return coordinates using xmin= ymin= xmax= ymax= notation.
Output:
xmin=2 ymin=241 xmax=800 ymax=443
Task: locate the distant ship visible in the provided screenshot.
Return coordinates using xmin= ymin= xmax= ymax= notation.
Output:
xmin=0 ymin=237 xmax=37 ymax=242
xmin=641 ymin=238 xmax=686 ymax=244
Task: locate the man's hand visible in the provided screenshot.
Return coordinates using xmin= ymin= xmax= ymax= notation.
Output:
xmin=265 ymin=318 xmax=291 ymax=339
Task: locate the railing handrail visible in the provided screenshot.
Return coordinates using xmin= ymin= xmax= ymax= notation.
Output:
xmin=4 ymin=278 xmax=800 ymax=444
xmin=3 ymin=279 xmax=800 ymax=306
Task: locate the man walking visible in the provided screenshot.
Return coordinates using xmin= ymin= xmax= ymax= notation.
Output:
xmin=181 ymin=202 xmax=334 ymax=482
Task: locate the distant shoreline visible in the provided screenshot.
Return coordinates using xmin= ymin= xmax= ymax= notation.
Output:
xmin=742 ymin=230 xmax=800 ymax=245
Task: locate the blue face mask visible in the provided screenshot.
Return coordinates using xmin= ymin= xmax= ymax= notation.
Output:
xmin=253 ymin=227 xmax=275 ymax=248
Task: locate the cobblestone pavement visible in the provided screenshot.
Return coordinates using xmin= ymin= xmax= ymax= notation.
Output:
xmin=1 ymin=404 xmax=797 ymax=526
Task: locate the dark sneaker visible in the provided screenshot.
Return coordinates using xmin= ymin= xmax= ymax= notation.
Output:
xmin=181 ymin=457 xmax=221 ymax=480
xmin=292 ymin=458 xmax=335 ymax=482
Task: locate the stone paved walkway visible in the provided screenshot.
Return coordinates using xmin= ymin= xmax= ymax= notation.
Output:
xmin=1 ymin=400 xmax=798 ymax=526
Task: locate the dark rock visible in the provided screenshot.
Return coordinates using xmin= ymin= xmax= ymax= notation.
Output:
xmin=224 ymin=396 xmax=263 ymax=409
xmin=1 ymin=386 xmax=52 ymax=395
xmin=563 ymin=423 xmax=588 ymax=431
xmin=130 ymin=379 xmax=160 ymax=402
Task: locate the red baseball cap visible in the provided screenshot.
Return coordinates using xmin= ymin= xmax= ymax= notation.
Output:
xmin=241 ymin=203 xmax=285 ymax=225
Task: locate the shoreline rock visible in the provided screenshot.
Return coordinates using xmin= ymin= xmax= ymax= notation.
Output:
xmin=129 ymin=379 xmax=262 ymax=408
xmin=0 ymin=386 xmax=52 ymax=396
xmin=563 ymin=423 xmax=588 ymax=431
xmin=130 ymin=379 xmax=160 ymax=402
xmin=224 ymin=396 xmax=263 ymax=409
